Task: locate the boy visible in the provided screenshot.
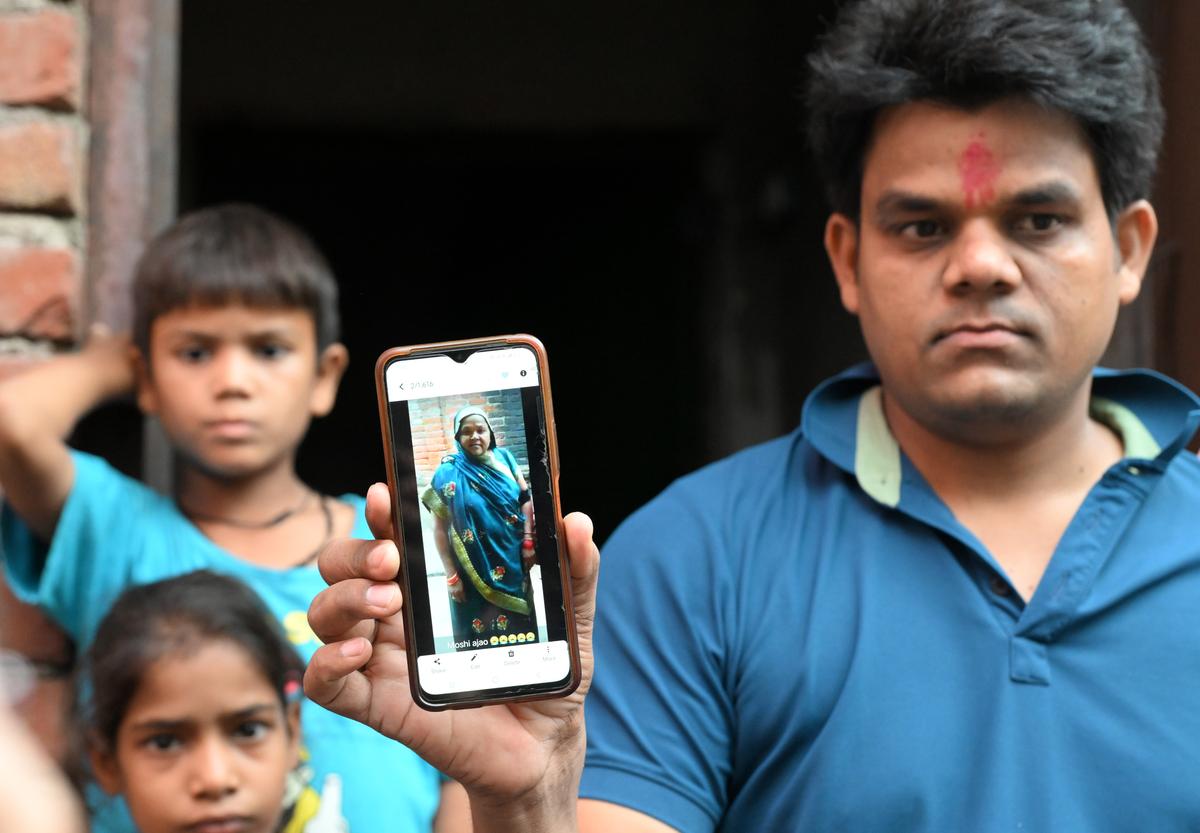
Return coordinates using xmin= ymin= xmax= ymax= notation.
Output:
xmin=0 ymin=204 xmax=457 ymax=832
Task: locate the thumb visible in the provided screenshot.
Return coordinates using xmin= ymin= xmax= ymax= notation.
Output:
xmin=364 ymin=483 xmax=395 ymax=541
xmin=562 ymin=512 xmax=600 ymax=691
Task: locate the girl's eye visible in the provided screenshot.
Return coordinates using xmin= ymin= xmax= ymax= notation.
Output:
xmin=177 ymin=345 xmax=211 ymax=363
xmin=143 ymin=733 xmax=181 ymax=752
xmin=233 ymin=720 xmax=270 ymax=741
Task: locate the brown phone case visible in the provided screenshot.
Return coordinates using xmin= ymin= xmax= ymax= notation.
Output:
xmin=374 ymin=334 xmax=580 ymax=710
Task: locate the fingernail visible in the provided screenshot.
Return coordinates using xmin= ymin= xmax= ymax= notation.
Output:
xmin=365 ymin=583 xmax=397 ymax=607
xmin=339 ymin=638 xmax=366 ymax=658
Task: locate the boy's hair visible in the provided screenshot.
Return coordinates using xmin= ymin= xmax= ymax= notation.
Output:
xmin=805 ymin=0 xmax=1162 ymax=220
xmin=132 ymin=203 xmax=340 ymax=354
xmin=74 ymin=570 xmax=303 ymax=758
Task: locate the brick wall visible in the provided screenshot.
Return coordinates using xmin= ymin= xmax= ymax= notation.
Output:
xmin=409 ymin=389 xmax=531 ymax=490
xmin=0 ymin=1 xmax=85 ymax=379
xmin=0 ymin=0 xmax=84 ymax=761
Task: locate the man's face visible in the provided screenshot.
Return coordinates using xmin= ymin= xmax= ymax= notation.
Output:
xmin=825 ymin=98 xmax=1155 ymax=443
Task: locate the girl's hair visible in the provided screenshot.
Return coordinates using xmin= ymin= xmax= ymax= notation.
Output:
xmin=73 ymin=570 xmax=303 ymax=762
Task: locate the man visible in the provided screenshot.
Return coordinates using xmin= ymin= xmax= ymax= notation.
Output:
xmin=306 ymin=1 xmax=1200 ymax=830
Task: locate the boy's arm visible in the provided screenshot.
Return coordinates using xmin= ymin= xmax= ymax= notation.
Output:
xmin=0 ymin=331 xmax=135 ymax=540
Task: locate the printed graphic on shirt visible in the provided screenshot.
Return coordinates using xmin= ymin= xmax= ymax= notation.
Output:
xmin=280 ymin=755 xmax=349 ymax=833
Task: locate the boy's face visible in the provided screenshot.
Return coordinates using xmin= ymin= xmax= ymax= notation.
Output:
xmin=824 ymin=98 xmax=1156 ymax=444
xmin=136 ymin=304 xmax=347 ymax=480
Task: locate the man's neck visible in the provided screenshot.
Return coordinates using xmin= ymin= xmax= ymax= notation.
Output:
xmin=882 ymin=386 xmax=1127 ymax=599
xmin=881 ymin=386 xmax=1125 ymax=505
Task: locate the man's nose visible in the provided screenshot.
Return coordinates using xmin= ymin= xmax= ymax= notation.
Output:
xmin=942 ymin=219 xmax=1022 ymax=295
xmin=188 ymin=736 xmax=239 ymax=800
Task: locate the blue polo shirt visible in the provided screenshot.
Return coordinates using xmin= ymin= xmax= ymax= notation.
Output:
xmin=581 ymin=364 xmax=1200 ymax=833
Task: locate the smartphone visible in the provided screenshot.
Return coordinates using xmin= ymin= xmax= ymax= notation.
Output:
xmin=375 ymin=335 xmax=580 ymax=710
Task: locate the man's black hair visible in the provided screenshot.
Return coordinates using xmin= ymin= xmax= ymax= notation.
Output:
xmin=806 ymin=0 xmax=1162 ymax=220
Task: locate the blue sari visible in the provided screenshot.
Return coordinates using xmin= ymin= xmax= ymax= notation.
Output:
xmin=422 ymin=426 xmax=537 ymax=647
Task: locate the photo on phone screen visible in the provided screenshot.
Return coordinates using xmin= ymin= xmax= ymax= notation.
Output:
xmin=380 ymin=340 xmax=575 ymax=704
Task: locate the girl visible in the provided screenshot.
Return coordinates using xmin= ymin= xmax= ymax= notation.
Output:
xmin=74 ymin=570 xmax=343 ymax=833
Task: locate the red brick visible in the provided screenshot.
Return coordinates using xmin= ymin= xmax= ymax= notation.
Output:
xmin=0 ymin=246 xmax=78 ymax=339
xmin=0 ymin=10 xmax=79 ymax=109
xmin=0 ymin=121 xmax=79 ymax=213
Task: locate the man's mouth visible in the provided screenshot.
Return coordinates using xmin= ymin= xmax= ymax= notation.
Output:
xmin=933 ymin=320 xmax=1027 ymax=349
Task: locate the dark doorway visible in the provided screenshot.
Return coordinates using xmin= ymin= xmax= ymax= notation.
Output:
xmin=185 ymin=128 xmax=706 ymax=536
xmin=179 ymin=1 xmax=851 ymax=542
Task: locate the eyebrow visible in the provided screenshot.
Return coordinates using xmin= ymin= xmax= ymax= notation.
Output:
xmin=128 ymin=704 xmax=276 ymax=732
xmin=873 ymin=190 xmax=942 ymax=218
xmin=1009 ymin=181 xmax=1081 ymax=206
xmin=873 ymin=180 xmax=1083 ymax=218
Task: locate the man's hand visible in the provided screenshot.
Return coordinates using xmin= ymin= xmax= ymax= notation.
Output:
xmin=305 ymin=482 xmax=599 ymax=832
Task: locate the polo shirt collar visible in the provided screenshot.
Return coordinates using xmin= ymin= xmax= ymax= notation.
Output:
xmin=802 ymin=363 xmax=1200 ymax=509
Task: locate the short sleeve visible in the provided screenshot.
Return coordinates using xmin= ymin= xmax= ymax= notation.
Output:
xmin=1 ymin=450 xmax=155 ymax=641
xmin=581 ymin=484 xmax=736 ymax=833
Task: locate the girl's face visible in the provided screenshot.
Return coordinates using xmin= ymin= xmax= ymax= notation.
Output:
xmin=92 ymin=640 xmax=299 ymax=833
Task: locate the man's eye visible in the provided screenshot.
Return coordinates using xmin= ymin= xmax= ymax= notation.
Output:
xmin=1014 ymin=213 xmax=1063 ymax=233
xmin=898 ymin=219 xmax=945 ymax=240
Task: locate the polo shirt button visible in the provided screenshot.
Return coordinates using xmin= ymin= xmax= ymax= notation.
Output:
xmin=1126 ymin=464 xmax=1142 ymax=475
xmin=989 ymin=575 xmax=1011 ymax=597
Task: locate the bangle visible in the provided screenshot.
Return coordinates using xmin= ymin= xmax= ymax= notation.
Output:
xmin=446 ymin=573 xmax=460 ymax=586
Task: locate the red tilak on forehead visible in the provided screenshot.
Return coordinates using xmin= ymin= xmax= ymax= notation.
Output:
xmin=959 ymin=133 xmax=1000 ymax=209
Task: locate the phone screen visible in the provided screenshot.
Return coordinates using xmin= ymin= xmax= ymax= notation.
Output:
xmin=381 ymin=342 xmax=573 ymax=704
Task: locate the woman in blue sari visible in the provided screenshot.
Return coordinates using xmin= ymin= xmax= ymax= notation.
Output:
xmin=421 ymin=406 xmax=537 ymax=650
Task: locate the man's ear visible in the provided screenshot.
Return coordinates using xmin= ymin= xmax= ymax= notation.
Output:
xmin=824 ymin=212 xmax=861 ymax=315
xmin=89 ymin=739 xmax=122 ymax=796
xmin=132 ymin=346 xmax=158 ymax=416
xmin=1114 ymin=199 xmax=1158 ymax=306
xmin=310 ymin=343 xmax=349 ymax=418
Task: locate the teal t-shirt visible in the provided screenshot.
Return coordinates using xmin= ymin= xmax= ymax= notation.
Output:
xmin=2 ymin=450 xmax=441 ymax=833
